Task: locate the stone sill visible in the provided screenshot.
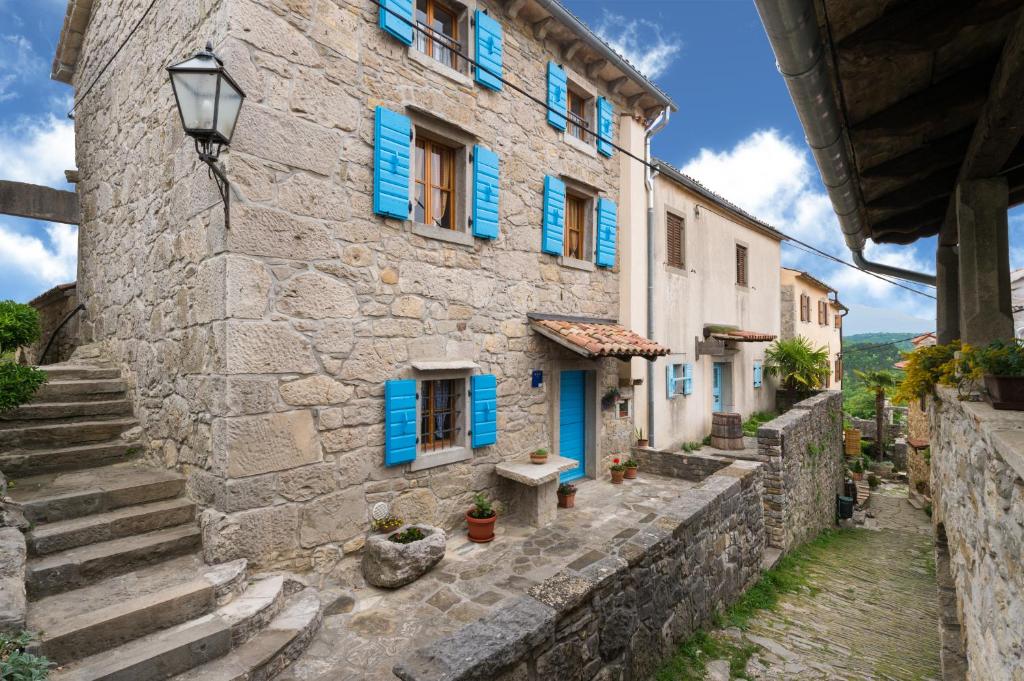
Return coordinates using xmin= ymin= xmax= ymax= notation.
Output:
xmin=411 ymin=222 xmax=475 ymax=247
xmin=935 ymin=386 xmax=1024 ymax=480
xmin=558 ymin=256 xmax=595 ymax=272
xmin=407 ymin=48 xmax=473 ymax=88
xmin=563 ymin=132 xmax=597 ymax=157
xmin=408 ymin=446 xmax=471 ymax=472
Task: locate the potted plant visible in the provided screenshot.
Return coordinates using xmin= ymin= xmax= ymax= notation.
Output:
xmin=529 ymin=448 xmax=548 ymax=465
xmin=964 ymin=339 xmax=1024 ymax=409
xmin=371 ymin=514 xmax=403 ymax=534
xmin=466 ymin=493 xmax=497 ymax=543
xmin=623 ymin=458 xmax=639 ymax=479
xmin=557 ymin=482 xmax=577 ymax=508
xmin=634 ymin=427 xmax=649 ymax=448
xmin=867 ymin=473 xmax=881 ymax=490
xmin=762 ymin=337 xmax=830 ymax=409
xmin=849 ymin=458 xmax=864 ymax=481
xmin=601 ymin=387 xmax=621 ymax=410
xmin=609 ymin=457 xmax=626 ymax=484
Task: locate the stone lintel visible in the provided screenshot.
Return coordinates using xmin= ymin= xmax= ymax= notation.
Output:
xmin=0 ymin=181 xmax=78 ymax=225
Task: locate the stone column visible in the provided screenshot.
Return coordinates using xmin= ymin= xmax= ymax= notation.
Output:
xmin=936 ymin=244 xmax=960 ymax=344
xmin=956 ymin=178 xmax=1013 ymax=346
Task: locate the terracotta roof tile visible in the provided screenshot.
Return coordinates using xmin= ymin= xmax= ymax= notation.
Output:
xmin=528 ymin=315 xmax=670 ymax=359
xmin=710 ymin=330 xmax=777 ymax=343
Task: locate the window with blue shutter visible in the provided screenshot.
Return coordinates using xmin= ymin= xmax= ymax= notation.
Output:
xmin=596 ymin=96 xmax=614 ymax=157
xmin=470 ymin=374 xmax=497 ymax=447
xmin=541 ymin=175 xmax=565 ymax=255
xmin=379 ymin=0 xmax=414 ymax=45
xmin=683 ymin=363 xmax=694 ymax=395
xmin=472 ymin=144 xmax=500 ymax=239
xmin=384 ymin=379 xmax=417 ymax=465
xmin=547 ymin=62 xmax=568 ymax=131
xmin=373 ymin=107 xmax=411 ymax=220
xmin=666 ymin=363 xmax=677 ymax=399
xmin=753 ymin=361 xmax=763 ymax=388
xmin=595 ymin=198 xmax=617 ymax=268
xmin=474 ymin=11 xmax=504 ymax=91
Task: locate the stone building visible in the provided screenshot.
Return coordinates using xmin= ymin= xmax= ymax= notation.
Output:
xmin=52 ymin=0 xmax=675 ymax=571
xmin=623 ymin=160 xmax=783 ymax=448
xmin=780 ymin=267 xmax=844 ymax=390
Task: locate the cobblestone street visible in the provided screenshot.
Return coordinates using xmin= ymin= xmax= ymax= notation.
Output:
xmin=727 ymin=485 xmax=941 ymax=680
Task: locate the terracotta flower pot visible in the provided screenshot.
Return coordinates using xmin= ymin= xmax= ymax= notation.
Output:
xmin=610 ymin=469 xmax=625 ymax=484
xmin=466 ymin=511 xmax=496 ymax=543
xmin=636 ymin=439 xmax=649 ymax=448
xmin=557 ymin=492 xmax=576 ymax=508
xmin=529 ymin=453 xmax=548 ymax=465
xmin=851 ymin=471 xmax=863 ymax=482
xmin=984 ymin=375 xmax=1024 ymax=410
xmin=624 ymin=466 xmax=638 ymax=479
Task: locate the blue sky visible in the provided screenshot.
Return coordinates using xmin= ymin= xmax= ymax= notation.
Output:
xmin=0 ymin=0 xmax=1020 ymax=334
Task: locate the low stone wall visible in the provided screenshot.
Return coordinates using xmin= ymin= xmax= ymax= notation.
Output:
xmin=20 ymin=282 xmax=79 ymax=365
xmin=929 ymin=388 xmax=1024 ymax=680
xmin=0 ymin=526 xmax=26 ymax=633
xmin=757 ymin=391 xmax=844 ymax=551
xmin=394 ymin=461 xmax=766 ymax=681
xmin=632 ymin=447 xmax=734 ymax=482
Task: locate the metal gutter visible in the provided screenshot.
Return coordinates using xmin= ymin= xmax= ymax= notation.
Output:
xmin=753 ymin=0 xmax=936 ymax=286
xmin=533 ymin=0 xmax=678 ymax=111
xmin=644 ymin=107 xmax=670 ymax=449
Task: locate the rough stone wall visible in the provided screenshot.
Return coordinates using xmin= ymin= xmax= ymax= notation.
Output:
xmin=780 ymin=284 xmax=795 ymax=339
xmin=928 ymin=388 xmax=1024 ymax=681
xmin=21 ymin=283 xmax=79 ymax=365
xmin=757 ymin=391 xmax=843 ymax=551
xmin=907 ymin=399 xmax=931 ymax=495
xmin=633 ymin=447 xmax=733 ymax=482
xmin=394 ymin=461 xmax=766 ymax=681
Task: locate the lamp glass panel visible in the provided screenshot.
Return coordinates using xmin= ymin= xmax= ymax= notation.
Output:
xmin=215 ymin=77 xmax=243 ymax=141
xmin=171 ymin=70 xmax=218 ymax=131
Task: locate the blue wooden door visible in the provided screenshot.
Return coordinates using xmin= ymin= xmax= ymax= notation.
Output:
xmin=712 ymin=364 xmax=723 ymax=412
xmin=559 ymin=370 xmax=586 ymax=482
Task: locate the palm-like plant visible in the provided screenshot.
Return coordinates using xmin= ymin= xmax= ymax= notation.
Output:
xmin=763 ymin=337 xmax=830 ymax=395
xmin=855 ymin=369 xmax=900 ymax=459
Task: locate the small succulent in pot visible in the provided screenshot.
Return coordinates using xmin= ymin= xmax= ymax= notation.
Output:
xmin=609 ymin=457 xmax=626 ymax=484
xmin=623 ymin=458 xmax=639 ymax=479
xmin=634 ymin=427 xmax=648 ymax=448
xmin=466 ymin=493 xmax=497 ymax=543
xmin=557 ymin=482 xmax=577 ymax=508
xmin=529 ymin=448 xmax=549 ymax=465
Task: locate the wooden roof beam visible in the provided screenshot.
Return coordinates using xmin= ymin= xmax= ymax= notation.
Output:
xmin=860 ymin=129 xmax=973 ymax=179
xmin=864 ymin=167 xmax=960 ymax=212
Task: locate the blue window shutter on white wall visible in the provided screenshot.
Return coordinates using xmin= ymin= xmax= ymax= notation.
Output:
xmin=547 ymin=62 xmax=567 ymax=131
xmin=474 ymin=11 xmax=504 ymax=91
xmin=373 ymin=107 xmax=411 ymax=219
xmin=384 ymin=379 xmax=417 ymax=465
xmin=472 ymin=145 xmax=500 ymax=239
xmin=754 ymin=361 xmax=763 ymax=388
xmin=595 ymin=198 xmax=617 ymax=267
xmin=379 ymin=0 xmax=414 ymax=45
xmin=470 ymin=374 xmax=497 ymax=447
xmin=683 ymin=363 xmax=694 ymax=395
xmin=542 ymin=175 xmax=565 ymax=255
xmin=666 ymin=363 xmax=677 ymax=399
xmin=596 ymin=96 xmax=614 ymax=156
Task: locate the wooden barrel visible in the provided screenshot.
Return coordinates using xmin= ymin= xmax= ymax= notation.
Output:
xmin=710 ymin=412 xmax=744 ymax=450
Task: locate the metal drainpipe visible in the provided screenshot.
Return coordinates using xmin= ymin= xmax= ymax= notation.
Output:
xmin=644 ymin=108 xmax=670 ymax=449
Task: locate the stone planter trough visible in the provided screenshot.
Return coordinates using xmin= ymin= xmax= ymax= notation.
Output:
xmin=362 ymin=524 xmax=446 ymax=588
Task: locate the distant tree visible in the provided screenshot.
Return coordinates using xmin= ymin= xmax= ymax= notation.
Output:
xmin=763 ymin=337 xmax=830 ymax=396
xmin=0 ymin=300 xmax=47 ymax=412
xmin=854 ymin=369 xmax=900 ymax=459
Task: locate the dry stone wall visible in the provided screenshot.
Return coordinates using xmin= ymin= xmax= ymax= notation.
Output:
xmin=929 ymin=388 xmax=1024 ymax=681
xmin=394 ymin=461 xmax=766 ymax=681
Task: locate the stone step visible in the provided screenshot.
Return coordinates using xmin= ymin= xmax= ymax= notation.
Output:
xmin=0 ymin=399 xmax=133 ymax=425
xmin=29 ymin=558 xmax=247 ymax=665
xmin=170 ymin=588 xmax=323 ymax=681
xmin=27 ymin=524 xmax=202 ymax=599
xmin=27 ymin=497 xmax=197 ymax=556
xmin=40 ymin=365 xmax=121 ymax=381
xmin=0 ymin=440 xmax=141 ymax=479
xmin=0 ymin=418 xmax=137 ymax=449
xmin=34 ymin=379 xmax=126 ymax=402
xmin=51 ymin=576 xmax=287 ymax=681
xmin=8 ymin=462 xmax=184 ymax=524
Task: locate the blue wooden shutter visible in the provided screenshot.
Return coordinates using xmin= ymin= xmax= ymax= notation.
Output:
xmin=596 ymin=96 xmax=614 ymax=156
xmin=373 ymin=107 xmax=411 ymax=219
xmin=472 ymin=145 xmax=500 ymax=239
xmin=683 ymin=363 xmax=694 ymax=395
xmin=541 ymin=176 xmax=565 ymax=255
xmin=470 ymin=374 xmax=497 ymax=448
xmin=379 ymin=0 xmax=414 ymax=45
xmin=754 ymin=361 xmax=763 ymax=388
xmin=595 ymin=198 xmax=617 ymax=268
xmin=384 ymin=379 xmax=417 ymax=466
xmin=474 ymin=11 xmax=504 ymax=91
xmin=547 ymin=62 xmax=567 ymax=131
xmin=666 ymin=363 xmax=677 ymax=399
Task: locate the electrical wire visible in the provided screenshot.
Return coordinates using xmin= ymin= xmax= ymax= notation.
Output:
xmin=841 ymin=334 xmax=934 ymax=355
xmin=783 ymin=241 xmax=936 ymax=300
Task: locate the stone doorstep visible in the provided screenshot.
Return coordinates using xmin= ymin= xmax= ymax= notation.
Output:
xmin=0 ymin=418 xmax=137 ymax=448
xmin=50 ymin=575 xmax=287 ymax=681
xmin=0 ymin=440 xmax=142 ymax=479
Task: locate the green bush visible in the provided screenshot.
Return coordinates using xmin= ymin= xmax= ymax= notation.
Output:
xmin=0 ymin=363 xmax=48 ymax=413
xmin=0 ymin=631 xmax=52 ymax=680
xmin=742 ymin=410 xmax=778 ymax=436
xmin=0 ymin=300 xmax=47 ymax=412
xmin=0 ymin=301 xmax=41 ymax=355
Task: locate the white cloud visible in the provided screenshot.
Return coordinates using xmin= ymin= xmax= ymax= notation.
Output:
xmin=0 ymin=222 xmax=78 ymax=285
xmin=0 ymin=113 xmax=75 ymax=187
xmin=0 ymin=34 xmax=45 ymax=102
xmin=594 ymin=11 xmax=680 ymax=79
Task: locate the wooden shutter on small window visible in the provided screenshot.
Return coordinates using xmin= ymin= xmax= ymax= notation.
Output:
xmin=736 ymin=245 xmax=748 ymax=285
xmin=666 ymin=213 xmax=684 ymax=268
xmin=800 ymin=294 xmax=810 ymax=322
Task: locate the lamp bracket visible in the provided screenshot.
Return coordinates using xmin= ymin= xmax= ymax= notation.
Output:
xmin=196 ymin=139 xmax=230 ymax=229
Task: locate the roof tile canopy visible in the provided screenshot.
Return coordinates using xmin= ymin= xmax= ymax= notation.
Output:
xmin=528 ymin=313 xmax=670 ymax=360
xmin=709 ymin=330 xmax=777 ymax=343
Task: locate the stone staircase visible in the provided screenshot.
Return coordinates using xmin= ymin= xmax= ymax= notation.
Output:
xmin=0 ymin=361 xmax=322 ymax=680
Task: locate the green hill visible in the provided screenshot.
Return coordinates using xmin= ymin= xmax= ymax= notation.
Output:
xmin=842 ymin=332 xmax=915 ymax=418
xmin=843 ymin=332 xmax=917 ymax=348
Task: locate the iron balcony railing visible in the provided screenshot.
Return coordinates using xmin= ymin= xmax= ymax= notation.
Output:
xmin=567 ymin=111 xmax=591 ymax=142
xmin=415 ymin=24 xmax=463 ymax=72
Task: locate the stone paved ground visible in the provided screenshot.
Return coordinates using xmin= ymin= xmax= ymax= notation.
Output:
xmin=279 ymin=473 xmax=696 ymax=681
xmin=722 ymin=484 xmax=941 ymax=681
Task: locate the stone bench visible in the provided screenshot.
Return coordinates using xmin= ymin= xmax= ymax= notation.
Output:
xmin=495 ymin=455 xmax=579 ymax=527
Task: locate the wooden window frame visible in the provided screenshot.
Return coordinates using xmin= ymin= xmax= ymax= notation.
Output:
xmin=564 ymin=192 xmax=588 ymax=260
xmin=419 ymin=378 xmax=463 ymax=453
xmin=415 ymin=0 xmax=461 ymax=71
xmin=735 ymin=244 xmax=748 ymax=286
xmin=567 ymin=88 xmax=591 ymax=143
xmin=414 ymin=135 xmax=457 ymax=230
xmin=666 ymin=211 xmax=685 ymax=270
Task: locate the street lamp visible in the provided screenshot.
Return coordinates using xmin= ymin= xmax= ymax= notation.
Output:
xmin=167 ymin=42 xmax=245 ymax=228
